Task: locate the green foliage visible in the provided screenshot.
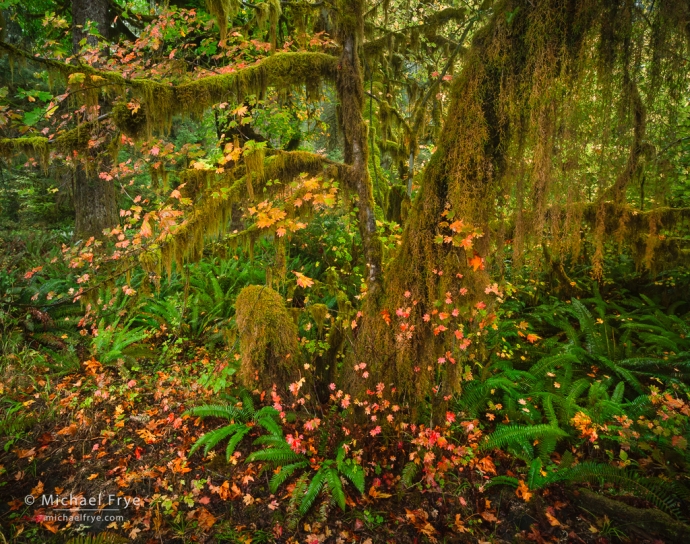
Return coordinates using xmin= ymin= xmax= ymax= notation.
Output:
xmin=247 ymin=441 xmax=365 ymax=516
xmin=65 ymin=533 xmax=128 ymax=544
xmin=91 ymin=319 xmax=148 ymax=365
xmin=186 ymin=390 xmax=281 ymax=461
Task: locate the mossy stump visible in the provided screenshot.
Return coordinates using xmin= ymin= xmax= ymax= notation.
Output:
xmin=234 ymin=285 xmax=300 ymax=392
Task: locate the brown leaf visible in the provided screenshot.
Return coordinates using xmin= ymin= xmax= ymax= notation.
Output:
xmin=16 ymin=448 xmax=36 ymax=460
xmin=30 ymin=481 xmax=44 ymax=496
xmin=480 ymin=511 xmax=498 ymax=523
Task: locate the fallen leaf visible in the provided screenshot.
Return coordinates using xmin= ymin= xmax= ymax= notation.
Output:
xmin=480 ymin=511 xmax=498 ymax=523
xmin=516 ymin=480 xmax=532 ymax=501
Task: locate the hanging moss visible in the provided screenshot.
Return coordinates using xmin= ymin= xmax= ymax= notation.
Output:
xmin=349 ymin=0 xmax=690 ymax=407
xmin=0 ymin=137 xmax=49 ymax=170
xmin=254 ymin=0 xmax=282 ymax=50
xmin=205 ymin=0 xmax=240 ymax=41
xmin=234 ymin=285 xmax=300 ymax=391
xmin=0 ymin=42 xmax=337 ymax=140
xmin=309 ymin=303 xmax=329 ymax=335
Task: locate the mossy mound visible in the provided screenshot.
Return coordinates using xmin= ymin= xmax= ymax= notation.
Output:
xmin=234 ymin=285 xmax=300 ymax=391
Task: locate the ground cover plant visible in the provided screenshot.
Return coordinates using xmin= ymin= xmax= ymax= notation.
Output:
xmin=1 ymin=0 xmax=690 ymax=542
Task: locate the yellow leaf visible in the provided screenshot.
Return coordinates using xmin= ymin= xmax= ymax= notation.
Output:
xmin=368 ymin=486 xmax=392 ymax=499
xmin=87 ymin=473 xmax=99 ymax=480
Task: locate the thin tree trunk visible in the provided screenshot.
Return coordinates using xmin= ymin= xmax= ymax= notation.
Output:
xmin=72 ymin=0 xmax=110 ymax=51
xmin=336 ymin=0 xmax=383 ymax=300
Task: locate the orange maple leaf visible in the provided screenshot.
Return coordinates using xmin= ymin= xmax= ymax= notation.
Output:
xmin=516 ymin=480 xmax=532 ymax=501
xmin=469 ymin=254 xmax=484 ymax=272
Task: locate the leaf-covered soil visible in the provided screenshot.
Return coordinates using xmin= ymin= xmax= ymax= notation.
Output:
xmin=0 ymin=356 xmax=677 ymax=543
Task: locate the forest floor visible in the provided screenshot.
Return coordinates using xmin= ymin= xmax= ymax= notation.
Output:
xmin=0 ymin=354 xmax=675 ymax=544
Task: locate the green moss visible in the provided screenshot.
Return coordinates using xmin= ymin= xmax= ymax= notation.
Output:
xmin=309 ymin=303 xmax=329 ymax=334
xmin=205 ymin=0 xmax=240 ymax=41
xmin=0 ymin=137 xmax=50 ymax=169
xmin=235 ymin=285 xmax=300 ymax=391
xmin=173 ymin=52 xmax=337 ymax=120
xmin=112 ymin=102 xmax=148 ymax=139
xmin=253 ymin=0 xmax=282 ymax=50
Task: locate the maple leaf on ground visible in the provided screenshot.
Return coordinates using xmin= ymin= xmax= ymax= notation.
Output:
xmin=293 ymin=271 xmax=314 ymax=288
xmin=31 ymin=481 xmax=44 ymax=496
xmin=368 ymin=485 xmax=391 ymax=499
xmin=480 ymin=510 xmax=498 ymax=523
xmin=545 ymin=509 xmax=561 ymax=526
xmin=16 ymin=448 xmax=36 ymax=460
xmin=454 ymin=514 xmax=468 ymax=533
xmin=516 ymin=480 xmax=532 ymax=501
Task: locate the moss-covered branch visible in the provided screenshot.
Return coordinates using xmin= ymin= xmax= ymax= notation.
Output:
xmin=1 ymin=40 xmax=338 ymax=132
xmin=0 ymin=122 xmax=99 ymax=167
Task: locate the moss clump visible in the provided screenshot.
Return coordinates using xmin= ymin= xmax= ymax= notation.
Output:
xmin=235 ymin=285 xmax=300 ymax=391
xmin=112 ymin=102 xmax=148 ymax=139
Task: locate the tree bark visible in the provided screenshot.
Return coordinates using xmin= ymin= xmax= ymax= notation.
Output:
xmin=72 ymin=0 xmax=118 ymax=240
xmin=72 ymin=0 xmax=111 ymax=51
xmin=335 ymin=0 xmax=383 ymax=300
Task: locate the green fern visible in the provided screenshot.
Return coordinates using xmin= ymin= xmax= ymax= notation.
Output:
xmin=401 ymin=461 xmax=420 ymax=487
xmin=481 ymin=424 xmax=567 ymax=458
xmin=185 ymin=393 xmax=280 ymax=461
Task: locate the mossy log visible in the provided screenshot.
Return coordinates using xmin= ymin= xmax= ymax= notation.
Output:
xmin=574 ymin=488 xmax=690 ymax=543
xmin=234 ymin=285 xmax=300 ymax=392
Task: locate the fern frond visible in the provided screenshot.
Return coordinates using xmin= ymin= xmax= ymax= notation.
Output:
xmin=527 ymin=458 xmax=543 ymax=489
xmin=256 ymin=415 xmax=282 ymax=437
xmin=184 ymin=404 xmax=244 ymax=421
xmin=564 ymin=462 xmax=687 ymax=521
xmin=253 ymin=435 xmax=289 ymax=447
xmin=226 ymin=424 xmax=252 ymax=459
xmin=481 ymin=424 xmax=567 ymax=454
xmin=484 ymin=475 xmax=519 ymax=489
xmin=401 ymin=461 xmax=419 ymax=487
xmin=325 ymin=468 xmax=346 ymax=511
xmin=299 ymin=469 xmax=326 ymax=515
xmin=339 ymin=461 xmax=365 ymax=494
xmin=189 ymin=423 xmax=242 ymax=456
xmin=239 ymin=390 xmax=255 ymax=413
xmin=246 ymin=446 xmax=303 ymax=465
xmin=269 ymin=461 xmax=309 ymax=493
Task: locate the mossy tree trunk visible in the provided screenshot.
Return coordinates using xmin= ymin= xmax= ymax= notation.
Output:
xmin=336 ymin=0 xmax=383 ymax=300
xmin=351 ymin=0 xmax=598 ymax=406
xmin=71 ymin=0 xmax=119 ymax=240
xmin=73 ymin=168 xmax=118 ymax=240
